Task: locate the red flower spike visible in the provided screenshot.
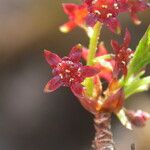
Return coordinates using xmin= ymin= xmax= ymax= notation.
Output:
xmin=60 ymin=3 xmax=88 ymax=32
xmin=126 ymin=110 xmax=150 ymax=127
xmin=111 ymin=28 xmax=133 ymax=77
xmin=44 ymin=44 xmax=100 ymax=98
xmin=127 ymin=0 xmax=150 ymax=25
xmin=84 ymin=0 xmax=127 ymax=33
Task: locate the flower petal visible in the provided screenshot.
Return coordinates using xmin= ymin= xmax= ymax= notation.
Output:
xmin=59 ymin=21 xmax=76 ymax=33
xmin=111 ymin=40 xmax=120 ymax=53
xmin=44 ymin=76 xmax=63 ymax=93
xmin=44 ymin=50 xmax=62 ymax=68
xmin=81 ymin=66 xmax=100 ymax=78
xmin=62 ymin=3 xmax=78 ymax=16
xmin=70 ymin=82 xmax=84 ymax=98
xmin=131 ymin=12 xmax=141 ymax=25
xmin=123 ymin=28 xmax=131 ymax=48
xmin=69 ymin=44 xmax=82 ymax=62
xmin=107 ymin=18 xmax=121 ymax=34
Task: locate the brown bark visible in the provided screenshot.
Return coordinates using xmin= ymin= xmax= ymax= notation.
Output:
xmin=92 ymin=112 xmax=115 ymax=150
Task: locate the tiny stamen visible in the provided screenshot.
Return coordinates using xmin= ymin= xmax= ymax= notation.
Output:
xmin=101 ymin=5 xmax=108 ymax=9
xmin=107 ymin=13 xmax=113 ymax=18
xmin=59 ymin=73 xmax=63 ymax=79
xmin=65 ymin=69 xmax=71 ymax=73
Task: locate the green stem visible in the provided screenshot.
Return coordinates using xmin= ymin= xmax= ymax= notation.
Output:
xmin=85 ymin=22 xmax=102 ymax=96
xmin=87 ymin=22 xmax=102 ymax=66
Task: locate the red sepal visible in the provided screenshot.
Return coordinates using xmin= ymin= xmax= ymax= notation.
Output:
xmin=44 ymin=50 xmax=62 ymax=68
xmin=71 ymin=82 xmax=84 ymax=98
xmin=44 ymin=76 xmax=63 ymax=93
xmin=102 ymin=88 xmax=124 ymax=113
xmin=69 ymin=44 xmax=82 ymax=62
xmin=81 ymin=66 xmax=100 ymax=77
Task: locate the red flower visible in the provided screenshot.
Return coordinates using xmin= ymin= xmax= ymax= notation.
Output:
xmin=84 ymin=0 xmax=127 ymax=33
xmin=111 ymin=28 xmax=133 ymax=77
xmin=127 ymin=0 xmax=150 ymax=25
xmin=44 ymin=44 xmax=100 ymax=98
xmin=60 ymin=3 xmax=88 ymax=32
xmin=60 ymin=1 xmax=149 ymax=33
xmin=126 ymin=109 xmax=150 ymax=127
xmin=82 ymin=42 xmax=114 ymax=82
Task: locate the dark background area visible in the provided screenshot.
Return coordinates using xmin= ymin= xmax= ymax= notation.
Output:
xmin=0 ymin=0 xmax=149 ymax=150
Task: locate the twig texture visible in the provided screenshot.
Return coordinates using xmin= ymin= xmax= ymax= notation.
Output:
xmin=92 ymin=112 xmax=115 ymax=150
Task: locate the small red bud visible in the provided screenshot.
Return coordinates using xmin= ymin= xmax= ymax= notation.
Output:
xmin=126 ymin=110 xmax=150 ymax=127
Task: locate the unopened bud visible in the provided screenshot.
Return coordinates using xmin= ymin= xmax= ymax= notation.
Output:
xmin=126 ymin=110 xmax=150 ymax=127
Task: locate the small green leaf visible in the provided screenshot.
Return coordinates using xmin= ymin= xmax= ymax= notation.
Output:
xmin=117 ymin=109 xmax=132 ymax=130
xmin=124 ymin=72 xmax=150 ymax=98
xmin=122 ymin=26 xmax=150 ymax=99
xmin=83 ymin=78 xmax=94 ymax=96
xmin=127 ymin=25 xmax=150 ymax=78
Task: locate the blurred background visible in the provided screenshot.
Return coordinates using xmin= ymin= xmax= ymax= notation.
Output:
xmin=0 ymin=0 xmax=149 ymax=150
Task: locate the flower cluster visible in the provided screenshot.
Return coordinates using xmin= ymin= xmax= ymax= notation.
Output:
xmin=44 ymin=0 xmax=150 ymax=146
xmin=111 ymin=28 xmax=133 ymax=77
xmin=60 ymin=0 xmax=150 ymax=33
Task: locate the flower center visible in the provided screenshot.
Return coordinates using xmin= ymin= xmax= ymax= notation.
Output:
xmin=88 ymin=0 xmax=120 ymax=20
xmin=53 ymin=57 xmax=84 ymax=86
